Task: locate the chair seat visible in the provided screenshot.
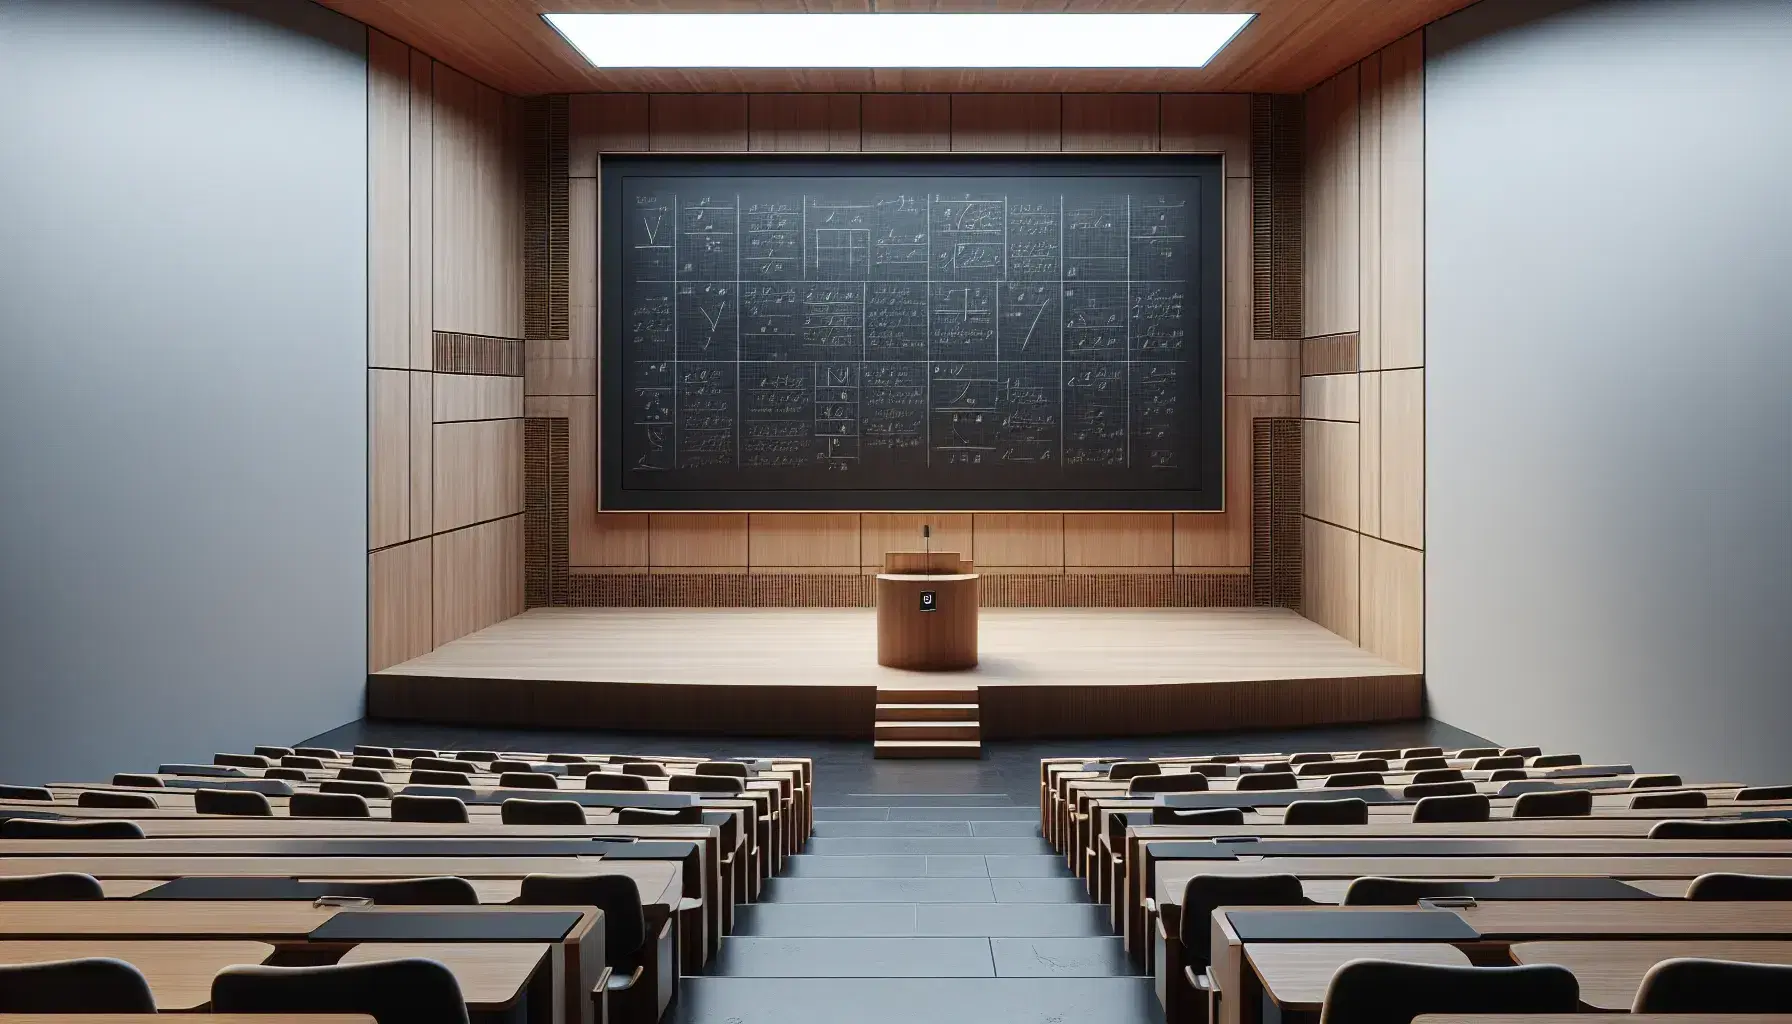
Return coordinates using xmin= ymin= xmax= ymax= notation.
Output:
xmin=606 ymin=965 xmax=646 ymax=992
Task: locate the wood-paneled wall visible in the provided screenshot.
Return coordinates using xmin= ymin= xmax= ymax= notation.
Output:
xmin=1298 ymin=34 xmax=1425 ymax=670
xmin=535 ymin=93 xmax=1296 ymax=584
xmin=367 ymin=32 xmax=526 ymax=671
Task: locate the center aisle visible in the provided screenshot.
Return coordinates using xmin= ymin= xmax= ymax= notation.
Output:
xmin=675 ymin=755 xmax=1157 ymax=1024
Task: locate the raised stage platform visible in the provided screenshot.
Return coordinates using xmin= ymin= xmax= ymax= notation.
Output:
xmin=368 ymin=607 xmax=1422 ymax=738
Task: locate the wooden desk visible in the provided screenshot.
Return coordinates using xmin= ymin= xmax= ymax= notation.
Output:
xmin=1417 ymin=1017 xmax=1792 ymax=1024
xmin=0 ymin=1017 xmax=375 ymax=1023
xmin=1247 ymin=942 xmax=1469 ymax=1013
xmin=1511 ymin=940 xmax=1792 ymax=1011
xmin=340 ymin=942 xmax=550 ymax=1012
xmin=0 ymin=940 xmax=273 ymax=1011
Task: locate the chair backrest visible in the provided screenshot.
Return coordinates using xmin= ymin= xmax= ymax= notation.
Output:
xmin=1237 ymin=772 xmax=1299 ymax=792
xmin=490 ymin=760 xmax=533 ymax=774
xmin=1487 ymin=769 xmax=1530 ymax=782
xmin=391 ymin=794 xmax=470 ymax=823
xmin=0 ymin=785 xmax=52 ymax=801
xmin=1403 ymin=780 xmax=1477 ymax=800
xmin=585 ymin=772 xmax=650 ymax=791
xmin=78 ymin=790 xmax=158 ymax=809
xmin=1501 ymin=746 xmax=1543 ymax=758
xmin=352 ymin=756 xmax=400 ymax=770
xmin=1318 ymin=959 xmax=1580 ymax=1024
xmin=352 ymin=876 xmax=480 ymax=906
xmin=1412 ymin=793 xmax=1491 ymax=823
xmin=1631 ymin=790 xmax=1706 ymax=810
xmin=621 ymin=763 xmax=669 ymax=777
xmin=265 ymin=767 xmax=310 ymax=782
xmin=211 ymin=957 xmax=470 ymax=1024
xmin=618 ymin=806 xmax=705 ymax=825
xmin=352 ymin=745 xmax=394 ymax=757
xmin=1529 ymin=754 xmax=1581 ymax=767
xmin=695 ymin=761 xmax=750 ymax=778
xmin=1401 ymin=757 xmax=1449 ymax=772
xmin=670 ymin=774 xmax=744 ymax=795
xmin=1356 ymin=749 xmax=1400 ymax=760
xmin=321 ymin=780 xmax=392 ymax=800
xmin=1343 ymin=876 xmax=1465 ymax=905
xmin=1129 ymin=772 xmax=1210 ymax=795
xmin=1629 ymin=774 xmax=1682 ymax=789
xmin=412 ymin=757 xmax=479 ymax=774
xmin=539 ymin=753 xmax=584 ymax=764
xmin=1178 ymin=874 xmax=1307 ymax=960
xmin=1285 ymin=798 xmax=1369 ymax=826
xmin=1737 ymin=784 xmax=1792 ymax=802
xmin=1299 ymin=760 xmax=1390 ymax=777
xmin=215 ymin=753 xmax=271 ymax=768
xmin=1471 ymin=756 xmax=1524 ymax=770
xmin=1107 ymin=761 xmax=1161 ymax=782
xmin=456 ymin=751 xmax=499 ymax=762
xmin=0 ymin=958 xmax=158 ymax=1013
xmin=290 ymin=792 xmax=371 ymax=819
xmin=1151 ymin=807 xmax=1245 ymax=826
xmin=112 ymin=773 xmax=163 ymax=788
xmin=339 ymin=766 xmax=385 ymax=782
xmin=194 ymin=788 xmax=273 ymax=816
xmin=1324 ymin=772 xmax=1384 ymax=789
xmin=1289 ymin=752 xmax=1335 ymax=765
xmin=501 ymin=798 xmax=586 ymax=825
xmin=281 ymin=755 xmax=327 ymax=770
xmin=411 ymin=770 xmax=472 ymax=787
xmin=1513 ymin=789 xmax=1593 ymax=818
xmin=393 ymin=747 xmax=437 ymax=759
xmin=256 ymin=745 xmax=297 ymax=758
xmin=1686 ymin=873 xmax=1792 ymax=901
xmin=0 ymin=818 xmax=145 ymax=839
xmin=1401 ymin=747 xmax=1445 ymax=758
xmin=1632 ymin=958 xmax=1792 ymax=1013
xmin=1455 ymin=747 xmax=1500 ymax=758
xmin=518 ymin=873 xmax=647 ymax=962
xmin=499 ymin=772 xmax=560 ymax=790
xmin=0 ymin=872 xmax=105 ymax=900
xmin=1409 ymin=769 xmax=1465 ymax=785
xmin=1651 ymin=818 xmax=1792 ymax=840
xmin=294 ymin=747 xmax=341 ymax=758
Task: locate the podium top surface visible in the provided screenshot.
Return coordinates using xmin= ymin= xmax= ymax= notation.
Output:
xmin=883 ymin=551 xmax=973 ymax=574
xmin=877 ymin=573 xmax=978 ymax=583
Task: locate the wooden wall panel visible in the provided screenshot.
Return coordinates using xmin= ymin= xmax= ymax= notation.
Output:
xmin=1380 ymin=31 xmax=1425 ymax=370
xmin=1356 ymin=51 xmax=1384 ymax=372
xmin=1228 ymin=356 xmax=1299 ymax=395
xmin=569 ymin=94 xmax=648 ymax=176
xmin=1301 ymin=372 xmax=1359 ymax=422
xmin=433 ymin=374 xmax=523 ymax=422
xmin=1357 ymin=370 xmax=1383 ymax=535
xmin=748 ymin=513 xmax=860 ymax=570
xmin=564 ymin=396 xmax=650 ymax=569
xmin=1360 ymin=534 xmax=1422 ymax=670
xmin=1303 ymin=66 xmax=1359 ymax=339
xmin=973 ymin=513 xmax=1063 ymax=569
xmin=568 ymin=176 xmax=598 ymax=377
xmin=749 ymin=94 xmax=861 ymax=152
xmin=433 ymin=64 xmax=524 ymax=339
xmin=1224 ymin=181 xmax=1254 ymax=362
xmin=432 ymin=515 xmax=525 ymax=647
xmin=1302 ymin=418 xmax=1359 ymax=531
xmin=368 ymin=369 xmax=410 ymax=550
xmin=650 ymin=94 xmax=749 ymax=151
xmin=1379 ymin=367 xmax=1424 ymax=547
xmin=407 ymin=50 xmax=434 ymax=370
xmin=369 ymin=539 xmax=432 ymax=671
xmin=408 ymin=371 xmax=434 ymax=539
xmin=1302 ymin=516 xmax=1359 ymax=643
xmin=1064 ymin=514 xmax=1173 ymax=570
xmin=368 ymin=31 xmax=411 ymax=371
xmin=950 ymin=94 xmax=1061 ymax=152
xmin=1160 ymin=94 xmax=1251 ymax=176
xmin=1062 ymin=94 xmax=1158 ymax=152
xmin=1175 ymin=394 xmax=1294 ymax=567
xmin=860 ymin=513 xmax=973 ymax=568
xmin=650 ymin=513 xmax=749 ymax=570
xmin=433 ymin=418 xmax=525 ymax=533
xmin=861 ymin=94 xmax=950 ymax=152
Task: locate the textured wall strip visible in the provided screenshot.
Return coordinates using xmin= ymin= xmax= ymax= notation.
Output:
xmin=1301 ymin=333 xmax=1360 ymax=376
xmin=1252 ymin=94 xmax=1304 ymax=342
xmin=1251 ymin=417 xmax=1303 ymax=608
xmin=548 ymin=417 xmax=569 ymax=605
xmin=563 ymin=572 xmax=1254 ymax=609
xmin=434 ymin=332 xmax=524 ymax=376
xmin=523 ymin=418 xmax=550 ymax=608
xmin=522 ymin=96 xmax=569 ymax=343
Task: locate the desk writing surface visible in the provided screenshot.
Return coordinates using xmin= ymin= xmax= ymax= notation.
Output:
xmin=0 ymin=855 xmax=612 ymax=879
xmin=0 ymin=1017 xmax=376 ymax=1023
xmin=339 ymin=943 xmax=550 ymax=1010
xmin=1415 ymin=1016 xmax=1792 ymax=1024
xmin=0 ymin=901 xmax=339 ymax=938
xmin=1510 ymin=940 xmax=1792 ymax=1011
xmin=0 ymin=940 xmax=273 ymax=1011
xmin=1246 ymin=942 xmax=1470 ymax=1009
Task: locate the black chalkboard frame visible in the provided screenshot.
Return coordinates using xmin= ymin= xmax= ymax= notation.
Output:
xmin=599 ymin=154 xmax=1225 ymax=512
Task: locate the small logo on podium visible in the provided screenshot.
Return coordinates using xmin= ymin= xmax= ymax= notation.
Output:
xmin=919 ymin=591 xmax=937 ymax=612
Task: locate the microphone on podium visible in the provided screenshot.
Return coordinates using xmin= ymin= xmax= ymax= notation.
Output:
xmin=922 ymin=524 xmax=931 ymax=556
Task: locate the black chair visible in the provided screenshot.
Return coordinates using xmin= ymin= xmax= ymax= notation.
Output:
xmin=1651 ymin=818 xmax=1792 ymax=839
xmin=339 ymin=766 xmax=385 ymax=782
xmin=1178 ymin=875 xmax=1308 ymax=979
xmin=411 ymin=770 xmax=472 ymax=786
xmin=1454 ymin=747 xmax=1499 ymax=758
xmin=500 ymin=772 xmax=560 ymax=790
xmin=290 ymin=792 xmax=370 ymax=818
xmin=1324 ymin=772 xmax=1384 ymax=789
xmin=194 ymin=788 xmax=273 ymax=816
xmin=622 ymin=763 xmax=669 ymax=778
xmin=1412 ymin=793 xmax=1491 ymax=823
xmin=1501 ymin=746 xmax=1543 ymax=758
xmin=1318 ymin=960 xmax=1579 ymax=1024
xmin=502 ymin=798 xmax=586 ymax=825
xmin=1629 ymin=774 xmax=1682 ymax=789
xmin=321 ymin=780 xmax=392 ymax=800
xmin=1289 ymin=752 xmax=1334 ymax=765
xmin=456 ymin=751 xmax=499 ymax=762
xmin=1737 ymin=784 xmax=1792 ymax=802
xmin=265 ymin=767 xmax=310 ymax=782
xmin=352 ymin=755 xmax=400 ymax=770
xmin=294 ymin=747 xmax=341 ymax=758
xmin=670 ymin=774 xmax=743 ymax=796
xmin=695 ymin=762 xmax=749 ymax=778
xmin=1632 ymin=958 xmax=1792 ymax=1013
xmin=544 ymin=753 xmax=589 ymax=764
xmin=0 ymin=872 xmax=105 ymax=900
xmin=1236 ymin=772 xmax=1298 ymax=792
xmin=490 ymin=760 xmax=534 ymax=774
xmin=255 ymin=745 xmax=297 ymax=758
xmin=1152 ymin=807 xmax=1246 ymax=826
xmin=1356 ymin=749 xmax=1400 ymax=760
xmin=215 ymin=753 xmax=271 ymax=768
xmin=0 ymin=958 xmax=158 ymax=1013
xmin=353 ymin=876 xmax=480 ymax=906
xmin=1401 ymin=757 xmax=1449 ymax=772
xmin=393 ymin=747 xmax=438 ymax=759
xmin=1513 ymin=789 xmax=1593 ymax=818
xmin=1529 ymin=754 xmax=1582 ymax=767
xmin=0 ymin=785 xmax=52 ymax=801
xmin=1404 ymin=780 xmax=1477 ymax=800
xmin=1632 ymin=790 xmax=1706 ymax=809
xmin=280 ymin=755 xmax=325 ymax=770
xmin=0 ymin=818 xmax=145 ymax=839
xmin=1107 ymin=761 xmax=1161 ymax=782
xmin=391 ymin=794 xmax=470 ymax=824
xmin=78 ymin=790 xmax=158 ymax=809
xmin=1488 ymin=768 xmax=1530 ymax=782
xmin=412 ymin=757 xmax=479 ymax=774
xmin=619 ymin=806 xmax=704 ymax=825
xmin=1687 ymin=873 xmax=1792 ymax=900
xmin=1410 ymin=769 xmax=1465 ymax=785
xmin=211 ymin=957 xmax=470 ymax=1024
xmin=1401 ymin=747 xmax=1445 ymax=759
xmin=1285 ymin=798 xmax=1369 ymax=825
xmin=586 ymin=772 xmax=650 ymax=791
xmin=1471 ymin=756 xmax=1524 ymax=770
xmin=112 ymin=773 xmax=163 ymax=788
xmin=1300 ymin=760 xmax=1390 ymax=777
xmin=517 ymin=874 xmax=654 ymax=1011
xmin=1129 ymin=773 xmax=1210 ymax=795
xmin=1342 ymin=876 xmax=1469 ymax=905
xmin=352 ymin=745 xmax=394 ymax=758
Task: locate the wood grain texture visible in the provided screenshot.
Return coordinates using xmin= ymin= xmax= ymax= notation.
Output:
xmin=877 ymin=573 xmax=979 ymax=669
xmin=433 ymin=63 xmax=524 ymax=339
xmin=1301 ymin=372 xmax=1359 ymax=422
xmin=650 ymin=94 xmax=749 ymax=151
xmin=408 ymin=371 xmax=434 ymax=539
xmin=433 ymin=418 xmax=525 ymax=533
xmin=0 ymin=941 xmax=275 ymax=1012
xmin=1359 ymin=533 xmax=1422 ymax=670
xmin=950 ymin=94 xmax=1061 ymax=152
xmin=1224 ymin=179 xmax=1254 ymax=361
xmin=369 ymin=369 xmax=411 ymax=550
xmin=650 ymin=513 xmax=749 ymax=568
xmin=369 ymin=538 xmax=432 ymax=671
xmin=368 ymin=30 xmax=411 ymax=371
xmin=1378 ymin=366 xmax=1424 ymax=547
xmin=565 ymin=396 xmax=651 ymax=569
xmin=1302 ymin=418 xmax=1359 ymax=531
xmin=1228 ymin=357 xmax=1299 ymax=396
xmin=1379 ymin=31 xmax=1425 ymax=370
xmin=748 ymin=514 xmax=861 ymax=567
xmin=1063 ymin=514 xmax=1173 ymax=569
xmin=1356 ymin=49 xmax=1384 ymax=372
xmin=568 ymin=175 xmax=598 ymax=377
xmin=339 ymin=943 xmax=547 ymax=1010
xmin=569 ymin=94 xmax=649 ymax=176
xmin=433 ymin=514 xmax=525 ymax=647
xmin=1160 ymin=94 xmax=1251 ymax=176
xmin=861 ymin=513 xmax=974 ymax=568
xmin=1357 ymin=369 xmax=1382 ymax=535
xmin=1303 ymin=64 xmax=1359 ymax=339
xmin=1062 ymin=94 xmax=1158 ymax=152
xmin=407 ymin=49 xmax=434 ymax=370
xmin=1175 ymin=394 xmax=1295 ymax=567
xmin=1302 ymin=515 xmax=1359 ymax=643
xmin=749 ymin=94 xmax=862 ymax=151
xmin=434 ymin=374 xmax=524 ymax=422
xmin=974 ymin=513 xmax=1063 ymax=568
xmin=860 ymin=94 xmax=951 ymax=152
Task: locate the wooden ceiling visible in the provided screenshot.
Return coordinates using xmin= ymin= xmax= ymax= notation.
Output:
xmin=316 ymin=0 xmax=1474 ymax=95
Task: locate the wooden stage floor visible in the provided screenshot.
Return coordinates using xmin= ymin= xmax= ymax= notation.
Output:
xmin=368 ymin=608 xmax=1423 ymax=738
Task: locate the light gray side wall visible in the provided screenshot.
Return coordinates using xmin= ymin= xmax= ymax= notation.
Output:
xmin=0 ymin=0 xmax=369 ymax=782
xmin=1425 ymin=0 xmax=1792 ymax=780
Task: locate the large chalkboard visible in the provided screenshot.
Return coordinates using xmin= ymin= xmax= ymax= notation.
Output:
xmin=601 ymin=156 xmax=1223 ymax=511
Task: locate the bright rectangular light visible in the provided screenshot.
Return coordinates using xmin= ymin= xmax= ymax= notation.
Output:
xmin=542 ymin=13 xmax=1255 ymax=69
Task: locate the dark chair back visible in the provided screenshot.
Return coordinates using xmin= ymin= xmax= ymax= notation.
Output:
xmin=211 ymin=958 xmax=470 ymax=1024
xmin=1299 ymin=760 xmax=1390 ymax=777
xmin=1289 ymin=752 xmax=1334 ymax=765
xmin=0 ymin=958 xmax=158 ymax=1013
xmin=1471 ymin=756 xmax=1524 ymax=770
xmin=1412 ymin=793 xmax=1491 ymax=823
xmin=1401 ymin=747 xmax=1445 ymax=758
xmin=1318 ymin=960 xmax=1579 ymax=1024
xmin=1737 ymin=784 xmax=1792 ymax=802
xmin=517 ymin=873 xmax=647 ymax=965
xmin=339 ymin=766 xmax=385 ymax=782
xmin=1237 ymin=772 xmax=1299 ymax=792
xmin=281 ymin=755 xmax=327 ymax=770
xmin=0 ymin=872 xmax=104 ymax=900
xmin=670 ymin=774 xmax=744 ymax=796
xmin=411 ymin=770 xmax=472 ymax=787
xmin=501 ymin=798 xmax=586 ymax=825
xmin=352 ymin=745 xmax=395 ymax=757
xmin=1513 ymin=789 xmax=1593 ymax=818
xmin=619 ymin=806 xmax=704 ymax=825
xmin=390 ymin=794 xmax=471 ymax=823
xmin=290 ymin=792 xmax=371 ymax=819
xmin=1501 ymin=746 xmax=1543 ymax=758
xmin=1404 ymin=780 xmax=1477 ymax=800
xmin=490 ymin=760 xmax=533 ymax=774
xmin=1631 ymin=790 xmax=1706 ymax=810
xmin=1179 ymin=875 xmax=1307 ymax=963
xmin=1488 ymin=768 xmax=1529 ymax=782
xmin=265 ymin=767 xmax=310 ymax=782
xmin=351 ymin=757 xmax=399 ymax=771
xmin=0 ymin=785 xmax=52 ymax=801
xmin=294 ymin=747 xmax=341 ymax=758
xmin=1686 ymin=873 xmax=1792 ymax=901
xmin=0 ymin=818 xmax=145 ymax=839
xmin=696 ymin=762 xmax=750 ymax=778
xmin=1651 ymin=818 xmax=1792 ymax=840
xmin=1356 ymin=749 xmax=1400 ymax=760
xmin=456 ymin=751 xmax=499 ymax=762
xmin=1324 ymin=772 xmax=1384 ymax=789
xmin=78 ymin=790 xmax=158 ymax=809
xmin=1151 ymin=807 xmax=1245 ymax=826
xmin=1107 ymin=761 xmax=1160 ymax=782
xmin=1409 ymin=769 xmax=1465 ymax=785
xmin=1455 ymin=747 xmax=1500 ymax=758
xmin=112 ymin=774 xmax=163 ymax=788
xmin=1629 ymin=774 xmax=1682 ymax=789
xmin=1401 ymin=757 xmax=1449 ymax=772
xmin=1632 ymin=958 xmax=1792 ymax=1013
xmin=1529 ymin=754 xmax=1581 ymax=767
xmin=412 ymin=757 xmax=479 ymax=774
xmin=621 ymin=763 xmax=669 ymax=777
xmin=255 ymin=745 xmax=297 ymax=758
xmin=1285 ymin=798 xmax=1369 ymax=825
xmin=215 ymin=753 xmax=271 ymax=768
xmin=586 ymin=772 xmax=650 ymax=791
xmin=194 ymin=788 xmax=273 ymax=816
xmin=500 ymin=772 xmax=560 ymax=790
xmin=1343 ymin=876 xmax=1465 ymax=905
xmin=321 ymin=780 xmax=392 ymax=800
xmin=1129 ymin=773 xmax=1209 ymax=795
xmin=393 ymin=747 xmax=437 ymax=759
xmin=353 ymin=876 xmax=480 ymax=906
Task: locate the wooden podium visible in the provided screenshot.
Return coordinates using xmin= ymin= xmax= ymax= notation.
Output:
xmin=876 ymin=551 xmax=979 ymax=671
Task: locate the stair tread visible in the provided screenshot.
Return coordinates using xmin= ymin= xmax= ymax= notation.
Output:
xmin=875 ymin=703 xmax=978 ymax=710
xmin=874 ymin=740 xmax=982 ymax=747
xmin=875 ymin=720 xmax=980 ymax=728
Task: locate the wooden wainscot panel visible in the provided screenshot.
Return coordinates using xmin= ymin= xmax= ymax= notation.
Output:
xmin=1360 ymin=535 xmax=1423 ymax=671
xmin=748 ymin=514 xmax=861 ymax=568
xmin=748 ymin=94 xmax=862 ymax=152
xmin=1379 ymin=32 xmax=1425 ymax=371
xmin=568 ymin=396 xmax=649 ymax=569
xmin=569 ymin=94 xmax=649 ymax=176
xmin=433 ymin=418 xmax=525 ymax=533
xmin=861 ymin=513 xmax=974 ymax=569
xmin=979 ymin=675 xmax=1421 ymax=738
xmin=408 ymin=371 xmax=434 ymax=540
xmin=1357 ymin=50 xmax=1384 ymax=372
xmin=650 ymin=513 xmax=749 ymax=568
xmin=434 ymin=374 xmax=524 ymax=422
xmin=1174 ymin=395 xmax=1288 ymax=568
xmin=1303 ymin=65 xmax=1360 ymax=339
xmin=367 ymin=31 xmax=411 ymax=372
xmin=1358 ymin=370 xmax=1383 ymax=535
xmin=567 ymin=176 xmax=597 ymax=380
xmin=407 ymin=49 xmax=433 ymax=370
xmin=1061 ymin=94 xmax=1158 ymax=152
xmin=1302 ymin=516 xmax=1360 ymax=643
xmin=433 ymin=63 xmax=524 ymax=340
xmin=1302 ymin=418 xmax=1359 ymax=531
xmin=973 ymin=513 xmax=1064 ymax=569
xmin=861 ymin=94 xmax=951 ymax=153
xmin=1378 ymin=366 xmax=1424 ymax=547
xmin=1224 ymin=180 xmax=1255 ymax=361
xmin=1302 ymin=372 xmax=1360 ymax=422
xmin=432 ymin=515 xmax=524 ymax=648
xmin=368 ymin=369 xmax=410 ymax=550
xmin=1159 ymin=94 xmax=1252 ymax=176
xmin=950 ymin=94 xmax=1061 ymax=152
xmin=369 ymin=538 xmax=432 ymax=671
xmin=650 ymin=94 xmax=749 ymax=151
xmin=1063 ymin=514 xmax=1173 ymax=569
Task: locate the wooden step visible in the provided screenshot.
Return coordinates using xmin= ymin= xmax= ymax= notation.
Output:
xmin=875 ymin=702 xmax=979 ymax=721
xmin=874 ymin=739 xmax=983 ymax=759
xmin=874 ymin=720 xmax=980 ymax=741
xmin=875 ymin=687 xmax=976 ymax=705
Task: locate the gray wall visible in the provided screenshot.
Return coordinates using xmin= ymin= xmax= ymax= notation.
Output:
xmin=1425 ymin=0 xmax=1792 ymax=780
xmin=0 ymin=0 xmax=369 ymax=783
